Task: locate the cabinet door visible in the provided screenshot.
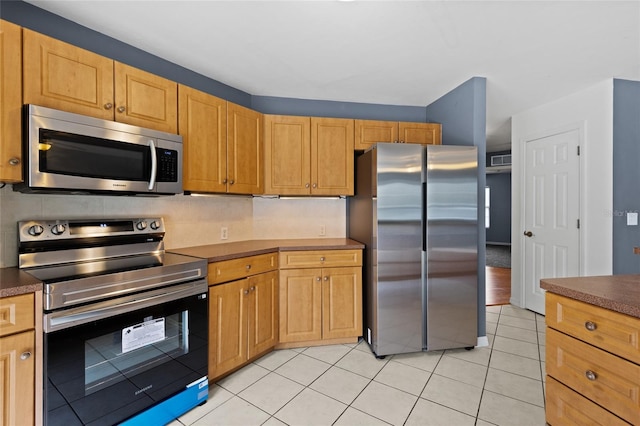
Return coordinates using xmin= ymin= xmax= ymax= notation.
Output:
xmin=0 ymin=20 xmax=22 ymax=183
xmin=0 ymin=331 xmax=35 ymax=426
xmin=311 ymin=117 xmax=354 ymax=196
xmin=248 ymin=271 xmax=278 ymax=358
xmin=264 ymin=115 xmax=311 ymax=195
xmin=209 ymin=280 xmax=248 ymax=379
xmin=354 ymin=119 xmax=398 ymax=150
xmin=178 ymin=85 xmax=228 ymax=193
xmin=398 ymin=122 xmax=442 ymax=145
xmin=279 ymin=268 xmax=322 ymax=342
xmin=228 ymin=102 xmax=263 ymax=194
xmin=23 ymin=28 xmax=114 ymax=120
xmin=114 ymin=62 xmax=177 ymax=133
xmin=322 ymin=267 xmax=362 ymax=339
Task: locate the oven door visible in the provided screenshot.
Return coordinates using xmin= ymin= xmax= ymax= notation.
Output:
xmin=43 ymin=281 xmax=208 ymax=426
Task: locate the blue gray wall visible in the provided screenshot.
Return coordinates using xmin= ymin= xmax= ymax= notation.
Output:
xmin=425 ymin=77 xmax=487 ymax=339
xmin=613 ymin=79 xmax=640 ymax=274
xmin=486 ymin=172 xmax=512 ymax=244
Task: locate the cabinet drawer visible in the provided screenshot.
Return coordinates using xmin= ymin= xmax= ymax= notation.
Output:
xmin=546 ymin=376 xmax=630 ymax=425
xmin=0 ymin=293 xmax=35 ymax=337
xmin=546 ymin=292 xmax=640 ymax=364
xmin=209 ymin=253 xmax=278 ymax=285
xmin=279 ymin=250 xmax=362 ymax=269
xmin=546 ymin=328 xmax=640 ymax=424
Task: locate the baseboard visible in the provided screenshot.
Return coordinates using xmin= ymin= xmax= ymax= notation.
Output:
xmin=476 ymin=335 xmax=489 ymax=347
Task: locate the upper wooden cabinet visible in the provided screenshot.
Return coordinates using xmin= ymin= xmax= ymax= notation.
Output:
xmin=0 ymin=20 xmax=23 ymax=183
xmin=179 ymin=85 xmax=263 ymax=194
xmin=23 ymin=28 xmax=177 ymax=133
xmin=354 ymin=119 xmax=441 ymax=150
xmin=264 ymin=115 xmax=354 ymax=196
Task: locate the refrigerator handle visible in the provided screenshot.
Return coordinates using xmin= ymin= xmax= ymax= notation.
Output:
xmin=422 ymin=181 xmax=427 ymax=252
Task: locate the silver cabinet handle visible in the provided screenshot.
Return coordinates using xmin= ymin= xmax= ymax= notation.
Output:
xmin=20 ymin=351 xmax=32 ymax=360
xmin=305 ymin=183 xmax=310 ymax=188
xmin=246 ymin=265 xmax=251 ymax=270
xmin=585 ymin=370 xmax=597 ymax=381
xmin=8 ymin=157 xmax=20 ymax=166
xmin=104 ymin=103 xmax=113 ymax=110
xmin=323 ymin=276 xmax=329 ymax=281
xmin=243 ymin=289 xmax=249 ymax=295
xmin=250 ymin=286 xmax=255 ymax=292
xmin=316 ymin=277 xmax=321 ymax=281
xmin=585 ymin=321 xmax=597 ymax=331
xmin=117 ymin=106 xmax=126 ymax=113
xmin=230 ymin=179 xmax=235 ymax=185
xmin=223 ymin=178 xmax=228 ymax=184
xmin=312 ymin=183 xmax=317 ymax=188
xmin=320 ymin=257 xmax=325 ymax=262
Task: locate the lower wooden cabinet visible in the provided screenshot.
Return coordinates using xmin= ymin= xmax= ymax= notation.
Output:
xmin=208 ymin=270 xmax=278 ymax=380
xmin=0 ymin=293 xmax=36 ymax=426
xmin=278 ymin=250 xmax=362 ymax=347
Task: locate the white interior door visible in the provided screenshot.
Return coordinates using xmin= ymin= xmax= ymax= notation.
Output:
xmin=523 ymin=129 xmax=581 ymax=314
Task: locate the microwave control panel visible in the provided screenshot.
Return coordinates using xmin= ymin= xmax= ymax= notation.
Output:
xmin=156 ymin=148 xmax=179 ymax=182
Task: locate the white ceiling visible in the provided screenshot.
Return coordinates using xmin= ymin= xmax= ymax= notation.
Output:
xmin=26 ymin=1 xmax=640 ymax=152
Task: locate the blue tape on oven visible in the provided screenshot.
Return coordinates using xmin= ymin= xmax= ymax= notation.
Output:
xmin=119 ymin=376 xmax=208 ymax=426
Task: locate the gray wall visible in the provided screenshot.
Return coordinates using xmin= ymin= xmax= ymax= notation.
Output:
xmin=486 ymin=172 xmax=512 ymax=244
xmin=613 ymin=79 xmax=640 ymax=274
xmin=425 ymin=77 xmax=487 ymax=339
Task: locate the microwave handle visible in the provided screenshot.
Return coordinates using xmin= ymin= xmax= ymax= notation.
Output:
xmin=148 ymin=139 xmax=157 ymax=190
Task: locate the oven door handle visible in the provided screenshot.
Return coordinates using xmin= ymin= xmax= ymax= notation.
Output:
xmin=148 ymin=139 xmax=157 ymax=191
xmin=44 ymin=280 xmax=206 ymax=333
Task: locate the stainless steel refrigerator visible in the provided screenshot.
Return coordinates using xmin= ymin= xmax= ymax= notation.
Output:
xmin=348 ymin=143 xmax=478 ymax=357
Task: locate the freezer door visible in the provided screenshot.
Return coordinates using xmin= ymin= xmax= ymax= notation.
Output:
xmin=424 ymin=145 xmax=478 ymax=350
xmin=375 ymin=144 xmax=424 ymax=356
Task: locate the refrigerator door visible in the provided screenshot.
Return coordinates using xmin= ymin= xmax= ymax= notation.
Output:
xmin=424 ymin=145 xmax=478 ymax=351
xmin=375 ymin=143 xmax=424 ymax=356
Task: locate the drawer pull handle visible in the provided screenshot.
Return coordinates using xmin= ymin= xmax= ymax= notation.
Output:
xmin=585 ymin=370 xmax=597 ymax=381
xmin=320 ymin=257 xmax=325 ymax=262
xmin=246 ymin=265 xmax=251 ymax=270
xmin=585 ymin=321 xmax=597 ymax=331
xmin=20 ymin=351 xmax=31 ymax=360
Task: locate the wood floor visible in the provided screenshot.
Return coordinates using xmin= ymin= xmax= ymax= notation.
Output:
xmin=486 ymin=266 xmax=511 ymax=306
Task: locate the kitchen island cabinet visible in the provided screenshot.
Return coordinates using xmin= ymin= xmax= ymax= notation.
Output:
xmin=354 ymin=119 xmax=442 ymax=151
xmin=23 ymin=28 xmax=178 ymax=133
xmin=541 ymin=275 xmax=640 ymax=425
xmin=179 ymin=86 xmax=263 ymax=194
xmin=0 ymin=20 xmax=22 ymax=183
xmin=208 ymin=253 xmax=278 ymax=381
xmin=264 ymin=115 xmax=354 ymax=196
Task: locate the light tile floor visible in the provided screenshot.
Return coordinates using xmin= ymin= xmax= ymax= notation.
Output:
xmin=171 ymin=305 xmax=546 ymax=426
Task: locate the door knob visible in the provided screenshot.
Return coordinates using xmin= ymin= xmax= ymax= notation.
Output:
xmin=523 ymin=231 xmax=533 ymax=237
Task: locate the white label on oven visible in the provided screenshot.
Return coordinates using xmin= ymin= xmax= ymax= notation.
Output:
xmin=122 ymin=318 xmax=165 ymax=353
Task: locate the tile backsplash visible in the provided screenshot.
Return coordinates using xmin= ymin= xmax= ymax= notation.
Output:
xmin=0 ymin=186 xmax=347 ymax=267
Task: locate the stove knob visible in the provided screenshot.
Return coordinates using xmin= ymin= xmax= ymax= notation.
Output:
xmin=28 ymin=225 xmax=44 ymax=236
xmin=150 ymin=220 xmax=161 ymax=230
xmin=51 ymin=224 xmax=66 ymax=235
xmin=136 ymin=221 xmax=148 ymax=231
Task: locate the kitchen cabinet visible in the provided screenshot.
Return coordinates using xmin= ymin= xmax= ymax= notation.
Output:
xmin=545 ymin=292 xmax=640 ymax=425
xmin=0 ymin=293 xmax=36 ymax=426
xmin=23 ymin=28 xmax=178 ymax=133
xmin=354 ymin=119 xmax=442 ymax=150
xmin=0 ymin=20 xmax=22 ymax=183
xmin=208 ymin=253 xmax=278 ymax=380
xmin=277 ymin=250 xmax=362 ymax=347
xmin=264 ymin=115 xmax=354 ymax=196
xmin=179 ymin=85 xmax=263 ymax=194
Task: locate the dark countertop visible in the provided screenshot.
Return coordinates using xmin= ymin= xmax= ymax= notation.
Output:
xmin=540 ymin=274 xmax=640 ymax=319
xmin=169 ymin=238 xmax=365 ymax=263
xmin=0 ymin=267 xmax=43 ymax=298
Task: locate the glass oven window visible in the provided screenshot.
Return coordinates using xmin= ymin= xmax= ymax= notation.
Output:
xmin=84 ymin=311 xmax=188 ymax=396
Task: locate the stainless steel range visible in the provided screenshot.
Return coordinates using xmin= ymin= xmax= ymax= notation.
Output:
xmin=18 ymin=218 xmax=209 ymax=426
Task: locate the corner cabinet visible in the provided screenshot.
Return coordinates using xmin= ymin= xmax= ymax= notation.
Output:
xmin=545 ymin=292 xmax=640 ymax=425
xmin=179 ymin=85 xmax=263 ymax=195
xmin=0 ymin=293 xmax=37 ymax=426
xmin=207 ymin=253 xmax=278 ymax=380
xmin=23 ymin=28 xmax=177 ymax=133
xmin=277 ymin=250 xmax=362 ymax=348
xmin=264 ymin=115 xmax=354 ymax=196
xmin=0 ymin=20 xmax=23 ymax=183
xmin=354 ymin=119 xmax=442 ymax=150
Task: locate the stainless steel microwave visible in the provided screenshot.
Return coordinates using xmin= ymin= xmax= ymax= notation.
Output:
xmin=15 ymin=105 xmax=183 ymax=195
